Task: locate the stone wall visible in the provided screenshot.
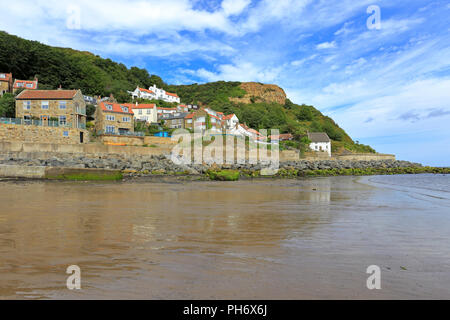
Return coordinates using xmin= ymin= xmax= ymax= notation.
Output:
xmin=99 ymin=135 xmax=178 ymax=146
xmin=335 ymin=153 xmax=395 ymax=161
xmin=0 ymin=124 xmax=89 ymax=144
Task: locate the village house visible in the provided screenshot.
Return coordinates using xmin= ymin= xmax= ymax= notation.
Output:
xmin=269 ymin=133 xmax=294 ymax=142
xmin=308 ymin=132 xmax=331 ymax=156
xmin=15 ymin=89 xmax=87 ymax=129
xmin=222 ymin=114 xmax=239 ymax=130
xmin=95 ymin=102 xmax=134 ymax=135
xmin=128 ymin=103 xmax=158 ymax=124
xmin=130 ymin=85 xmax=181 ymax=104
xmin=157 ymin=107 xmax=178 ymax=115
xmin=159 ymin=112 xmax=188 ymax=129
xmin=0 ymin=72 xmax=13 ymax=96
xmin=13 ymin=78 xmax=38 ymax=93
xmin=183 ymin=108 xmax=221 ymax=132
xmin=131 ymin=87 xmax=155 ymax=100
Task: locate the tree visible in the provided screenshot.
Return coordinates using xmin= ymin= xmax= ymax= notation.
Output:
xmin=86 ymin=104 xmax=96 ymax=120
xmin=0 ymin=93 xmax=16 ymax=118
xmin=296 ymin=107 xmax=313 ymax=121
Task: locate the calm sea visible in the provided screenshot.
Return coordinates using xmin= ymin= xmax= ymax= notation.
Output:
xmin=0 ymin=174 xmax=449 ymax=299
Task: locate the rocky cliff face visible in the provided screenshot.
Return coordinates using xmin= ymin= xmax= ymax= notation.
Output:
xmin=229 ymin=82 xmax=287 ymax=105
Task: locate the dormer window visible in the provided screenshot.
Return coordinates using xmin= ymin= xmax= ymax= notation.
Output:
xmin=17 ymin=82 xmax=24 ymax=87
xmin=121 ymin=106 xmax=128 ymax=113
xmin=106 ymin=104 xmax=113 ymax=111
xmin=0 ymin=74 xmax=5 ymax=79
xmin=26 ymin=83 xmax=33 ymax=88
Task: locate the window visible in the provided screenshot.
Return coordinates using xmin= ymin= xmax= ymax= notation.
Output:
xmin=0 ymin=74 xmax=5 ymax=79
xmin=122 ymin=116 xmax=130 ymax=122
xmin=106 ymin=115 xmax=115 ymax=121
xmin=59 ymin=101 xmax=67 ymax=109
xmin=105 ymin=104 xmax=113 ymax=111
xmin=106 ymin=125 xmax=115 ymax=134
xmin=138 ymin=109 xmax=142 ymax=115
xmin=59 ymin=116 xmax=67 ymax=126
xmin=23 ymin=101 xmax=31 ymax=110
xmin=63 ymin=131 xmax=69 ymax=137
xmin=121 ymin=106 xmax=129 ymax=112
xmin=187 ymin=119 xmax=192 ymax=124
xmin=17 ymin=82 xmax=24 ymax=87
xmin=41 ymin=101 xmax=49 ymax=109
xmin=26 ymin=83 xmax=33 ymax=88
xmin=146 ymin=109 xmax=151 ymax=114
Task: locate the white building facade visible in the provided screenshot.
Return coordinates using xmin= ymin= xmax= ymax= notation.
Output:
xmin=308 ymin=132 xmax=332 ymax=157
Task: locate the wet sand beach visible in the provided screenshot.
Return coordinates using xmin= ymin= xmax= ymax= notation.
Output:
xmin=0 ymin=174 xmax=449 ymax=299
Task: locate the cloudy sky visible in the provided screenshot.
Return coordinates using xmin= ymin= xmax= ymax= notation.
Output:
xmin=1 ymin=0 xmax=449 ymax=165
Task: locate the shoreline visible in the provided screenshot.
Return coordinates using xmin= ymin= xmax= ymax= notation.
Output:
xmin=0 ymin=163 xmax=448 ymax=182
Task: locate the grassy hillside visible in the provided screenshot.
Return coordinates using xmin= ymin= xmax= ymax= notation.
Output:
xmin=0 ymin=31 xmax=374 ymax=153
xmin=0 ymin=31 xmax=166 ymax=101
xmin=168 ymin=82 xmax=375 ymax=153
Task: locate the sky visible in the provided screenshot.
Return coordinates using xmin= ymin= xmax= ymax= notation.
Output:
xmin=0 ymin=0 xmax=449 ymax=166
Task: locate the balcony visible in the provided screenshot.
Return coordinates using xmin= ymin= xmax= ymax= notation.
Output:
xmin=0 ymin=117 xmax=73 ymax=128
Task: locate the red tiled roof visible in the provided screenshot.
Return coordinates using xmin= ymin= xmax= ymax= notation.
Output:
xmin=138 ymin=87 xmax=155 ymax=94
xmin=157 ymin=107 xmax=177 ymax=111
xmin=270 ymin=133 xmax=294 ymax=140
xmin=13 ymin=79 xmax=38 ymax=89
xmin=166 ymin=92 xmax=179 ymax=98
xmin=99 ymin=102 xmax=134 ymax=115
xmin=0 ymin=73 xmax=12 ymax=82
xmin=248 ymin=128 xmax=262 ymax=136
xmin=223 ymin=114 xmax=236 ymax=120
xmin=185 ymin=113 xmax=195 ymax=119
xmin=16 ymin=89 xmax=78 ymax=100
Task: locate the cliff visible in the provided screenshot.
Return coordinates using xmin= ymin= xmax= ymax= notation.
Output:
xmin=229 ymin=82 xmax=287 ymax=105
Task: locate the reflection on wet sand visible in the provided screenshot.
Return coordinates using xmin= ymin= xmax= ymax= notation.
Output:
xmin=0 ymin=177 xmax=449 ymax=299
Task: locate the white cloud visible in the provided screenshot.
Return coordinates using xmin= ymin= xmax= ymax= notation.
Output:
xmin=185 ymin=60 xmax=283 ymax=83
xmin=221 ymin=0 xmax=251 ymax=16
xmin=316 ymin=41 xmax=337 ymax=50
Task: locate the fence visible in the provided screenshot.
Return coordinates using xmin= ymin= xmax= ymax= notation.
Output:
xmin=0 ymin=117 xmax=74 ymax=128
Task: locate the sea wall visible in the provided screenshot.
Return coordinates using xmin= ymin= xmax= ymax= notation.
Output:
xmin=0 ymin=148 xmax=421 ymax=177
xmin=100 ymin=135 xmax=178 ymax=146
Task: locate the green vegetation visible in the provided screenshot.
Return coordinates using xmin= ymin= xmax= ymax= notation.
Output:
xmin=47 ymin=171 xmax=123 ymax=181
xmin=0 ymin=92 xmax=15 ymax=117
xmin=0 ymin=31 xmax=375 ymax=153
xmin=168 ymin=80 xmax=375 ymax=154
xmin=273 ymin=166 xmax=450 ymax=178
xmin=0 ymin=31 xmax=167 ymax=100
xmin=206 ymin=169 xmax=240 ymax=181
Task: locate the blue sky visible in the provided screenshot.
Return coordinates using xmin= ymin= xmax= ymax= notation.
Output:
xmin=1 ymin=0 xmax=449 ymax=166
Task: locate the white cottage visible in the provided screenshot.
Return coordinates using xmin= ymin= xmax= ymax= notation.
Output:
xmin=308 ymin=132 xmax=331 ymax=157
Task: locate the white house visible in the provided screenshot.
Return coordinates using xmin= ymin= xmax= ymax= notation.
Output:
xmin=148 ymin=84 xmax=181 ymax=103
xmin=129 ymin=103 xmax=158 ymax=124
xmin=308 ymin=132 xmax=331 ymax=156
xmin=222 ymin=114 xmax=239 ymax=130
xmin=130 ymin=85 xmax=181 ymax=103
xmin=131 ymin=87 xmax=156 ymax=100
